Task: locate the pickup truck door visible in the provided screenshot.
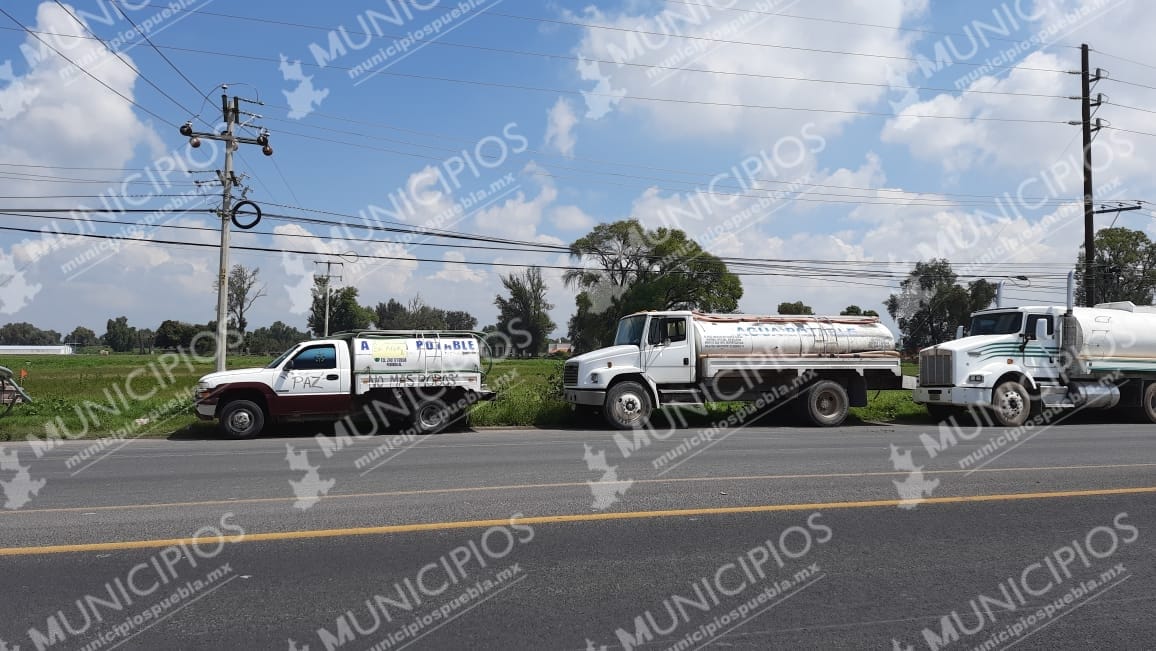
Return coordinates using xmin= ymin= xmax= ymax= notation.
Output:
xmin=272 ymin=342 xmax=351 ymax=415
xmin=642 ymin=316 xmax=695 ymax=385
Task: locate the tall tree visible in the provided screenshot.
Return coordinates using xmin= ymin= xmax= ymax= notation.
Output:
xmin=373 ymin=298 xmax=410 ymax=330
xmin=777 ymin=301 xmax=814 ymax=315
xmin=565 ymin=219 xmax=742 ymax=351
xmin=444 ymin=310 xmax=478 ymax=331
xmin=886 ymin=259 xmax=997 ymax=352
xmin=1074 ymin=227 xmax=1156 ymax=306
xmin=215 ymin=264 xmax=267 ymax=333
xmin=66 ymin=326 xmax=98 ymax=346
xmin=308 ymin=278 xmax=371 ymax=336
xmin=102 ymin=316 xmax=136 ymax=352
xmin=495 ymin=267 xmax=555 ymax=356
xmin=840 ymin=305 xmax=879 ymax=317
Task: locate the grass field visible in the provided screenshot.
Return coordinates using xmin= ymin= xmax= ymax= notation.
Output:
xmin=0 ymin=354 xmax=929 ymax=441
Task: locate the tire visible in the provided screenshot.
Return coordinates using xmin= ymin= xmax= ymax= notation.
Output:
xmin=990 ymin=380 xmax=1033 ymax=427
xmin=412 ymin=399 xmax=453 ymax=435
xmin=802 ymin=380 xmax=849 ymax=427
xmin=219 ymin=399 xmax=265 ymax=439
xmin=1141 ymin=383 xmax=1156 ymax=423
xmin=603 ymin=381 xmax=653 ymax=430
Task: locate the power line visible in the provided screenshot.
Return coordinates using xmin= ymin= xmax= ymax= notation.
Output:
xmin=0 ymin=8 xmax=175 ymax=128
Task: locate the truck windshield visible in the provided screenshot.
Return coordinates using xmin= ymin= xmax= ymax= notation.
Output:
xmin=614 ymin=316 xmax=647 ymax=346
xmin=265 ymin=346 xmax=297 ymax=369
xmin=969 ymin=312 xmax=1024 ymax=335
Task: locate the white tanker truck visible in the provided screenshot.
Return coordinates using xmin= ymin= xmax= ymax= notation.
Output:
xmin=563 ymin=310 xmax=912 ymax=428
xmin=914 ymin=275 xmax=1156 ymax=426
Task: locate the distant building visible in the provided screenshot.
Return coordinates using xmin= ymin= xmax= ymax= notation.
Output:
xmin=0 ymin=345 xmax=73 ymax=355
xmin=548 ymin=342 xmax=573 ymax=356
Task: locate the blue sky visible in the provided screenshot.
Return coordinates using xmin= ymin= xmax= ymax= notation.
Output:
xmin=0 ymin=0 xmax=1154 ymax=337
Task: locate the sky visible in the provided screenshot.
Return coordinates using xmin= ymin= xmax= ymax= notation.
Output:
xmin=0 ymin=0 xmax=1154 ymax=340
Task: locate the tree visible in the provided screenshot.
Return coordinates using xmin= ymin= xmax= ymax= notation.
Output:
xmin=403 ymin=295 xmax=449 ymax=330
xmin=886 ymin=259 xmax=997 ymax=352
xmin=66 ymin=326 xmax=98 ymax=346
xmin=444 ymin=310 xmax=478 ymax=331
xmin=248 ymin=321 xmax=309 ymax=354
xmin=777 ymin=301 xmax=814 ymax=315
xmin=495 ymin=267 xmax=555 ymax=356
xmin=565 ymin=219 xmax=742 ymax=351
xmin=308 ymin=278 xmax=371 ymax=336
xmin=155 ymin=320 xmax=198 ymax=350
xmin=102 ymin=316 xmax=136 ymax=352
xmin=373 ymin=299 xmax=410 ymax=330
xmin=840 ymin=305 xmax=879 ymax=317
xmin=216 ymin=264 xmax=267 ymax=333
xmin=1074 ymin=227 xmax=1156 ymax=306
xmin=0 ymin=323 xmax=62 ymax=345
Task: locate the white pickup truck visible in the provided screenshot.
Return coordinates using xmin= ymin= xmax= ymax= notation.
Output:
xmin=563 ymin=310 xmax=912 ymax=428
xmin=194 ymin=330 xmax=494 ymax=438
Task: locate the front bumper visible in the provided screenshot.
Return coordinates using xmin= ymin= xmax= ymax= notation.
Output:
xmin=194 ymin=401 xmax=216 ymax=420
xmin=913 ymin=386 xmax=990 ymax=406
xmin=564 ymin=388 xmax=606 ymax=407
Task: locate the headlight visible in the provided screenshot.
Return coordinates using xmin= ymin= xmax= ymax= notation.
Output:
xmin=589 ymin=373 xmax=601 ymax=384
xmin=967 ymin=374 xmax=984 ymax=383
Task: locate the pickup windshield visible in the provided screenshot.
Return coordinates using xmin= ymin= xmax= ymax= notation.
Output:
xmin=265 ymin=346 xmax=297 ymax=369
xmin=614 ymin=315 xmax=647 ymax=346
xmin=969 ymin=311 xmax=1024 ymax=335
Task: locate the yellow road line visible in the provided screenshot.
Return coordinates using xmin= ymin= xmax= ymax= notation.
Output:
xmin=3 ymin=485 xmax=1155 ymax=556
xmin=3 ymin=462 xmax=1154 ymax=516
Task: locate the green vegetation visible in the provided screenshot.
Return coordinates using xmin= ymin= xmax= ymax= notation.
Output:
xmin=0 ymin=354 xmax=930 ymax=441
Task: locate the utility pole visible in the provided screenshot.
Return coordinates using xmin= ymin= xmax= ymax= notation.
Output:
xmin=1077 ymin=44 xmax=1103 ymax=307
xmin=314 ymin=260 xmax=344 ymax=337
xmin=179 ymin=85 xmax=273 ymax=372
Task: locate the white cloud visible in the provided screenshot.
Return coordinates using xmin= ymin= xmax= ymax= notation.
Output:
xmin=544 ymin=97 xmax=578 ymax=157
xmin=551 ymin=204 xmax=596 ymax=231
xmin=431 ymin=251 xmax=486 ymax=283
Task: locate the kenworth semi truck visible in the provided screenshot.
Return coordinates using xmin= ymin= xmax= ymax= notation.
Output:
xmin=914 ymin=278 xmax=1156 ymax=426
xmin=194 ymin=331 xmax=495 ymax=438
xmin=563 ymin=311 xmax=912 ymax=429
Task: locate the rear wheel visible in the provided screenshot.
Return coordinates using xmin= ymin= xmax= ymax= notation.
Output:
xmin=1141 ymin=383 xmax=1156 ymax=423
xmin=802 ymin=380 xmax=848 ymax=427
xmin=219 ymin=400 xmax=265 ymax=439
xmin=604 ymin=381 xmax=652 ymax=430
xmin=412 ymin=399 xmax=453 ymax=435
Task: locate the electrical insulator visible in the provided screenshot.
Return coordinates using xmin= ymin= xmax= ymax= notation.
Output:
xmin=179 ymin=122 xmax=193 ymax=137
xmin=189 ymin=137 xmax=201 ymax=148
xmin=262 ymin=145 xmax=273 ymax=156
xmin=257 ymin=132 xmax=269 ymax=146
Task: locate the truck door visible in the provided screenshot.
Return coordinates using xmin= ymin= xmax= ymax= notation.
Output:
xmin=642 ymin=316 xmax=694 ymax=385
xmin=1023 ymin=314 xmax=1057 ymax=379
xmin=272 ymin=342 xmax=350 ymax=415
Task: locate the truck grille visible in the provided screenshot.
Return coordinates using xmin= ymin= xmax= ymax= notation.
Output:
xmin=919 ymin=349 xmax=953 ymax=387
xmin=563 ymin=362 xmax=579 ymax=387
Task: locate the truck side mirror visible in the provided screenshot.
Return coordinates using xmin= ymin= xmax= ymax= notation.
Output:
xmin=1035 ymin=318 xmax=1049 ymax=341
xmin=955 ymin=325 xmax=964 ymax=340
xmin=283 ymin=360 xmax=295 ymax=371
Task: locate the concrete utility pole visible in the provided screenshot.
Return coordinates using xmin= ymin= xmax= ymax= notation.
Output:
xmin=1077 ymin=44 xmax=1102 ymax=307
xmin=179 ymin=85 xmax=273 ymax=372
xmin=314 ymin=260 xmax=344 ymax=337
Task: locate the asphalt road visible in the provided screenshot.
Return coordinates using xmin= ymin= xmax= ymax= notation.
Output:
xmin=0 ymin=421 xmax=1154 ymax=650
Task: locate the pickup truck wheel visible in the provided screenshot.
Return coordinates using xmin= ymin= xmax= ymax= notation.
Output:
xmin=991 ymin=381 xmax=1033 ymax=427
xmin=413 ymin=400 xmax=452 ymax=435
xmin=219 ymin=400 xmax=265 ymax=439
xmin=604 ymin=381 xmax=652 ymax=430
xmin=803 ymin=380 xmax=848 ymax=427
xmin=1141 ymin=383 xmax=1156 ymax=423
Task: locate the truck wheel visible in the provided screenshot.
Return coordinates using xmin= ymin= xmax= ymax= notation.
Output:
xmin=1141 ymin=383 xmax=1156 ymax=423
xmin=991 ymin=381 xmax=1032 ymax=427
xmin=413 ymin=399 xmax=452 ymax=435
xmin=802 ymin=380 xmax=848 ymax=427
xmin=604 ymin=381 xmax=652 ymax=430
xmin=219 ymin=400 xmax=265 ymax=439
